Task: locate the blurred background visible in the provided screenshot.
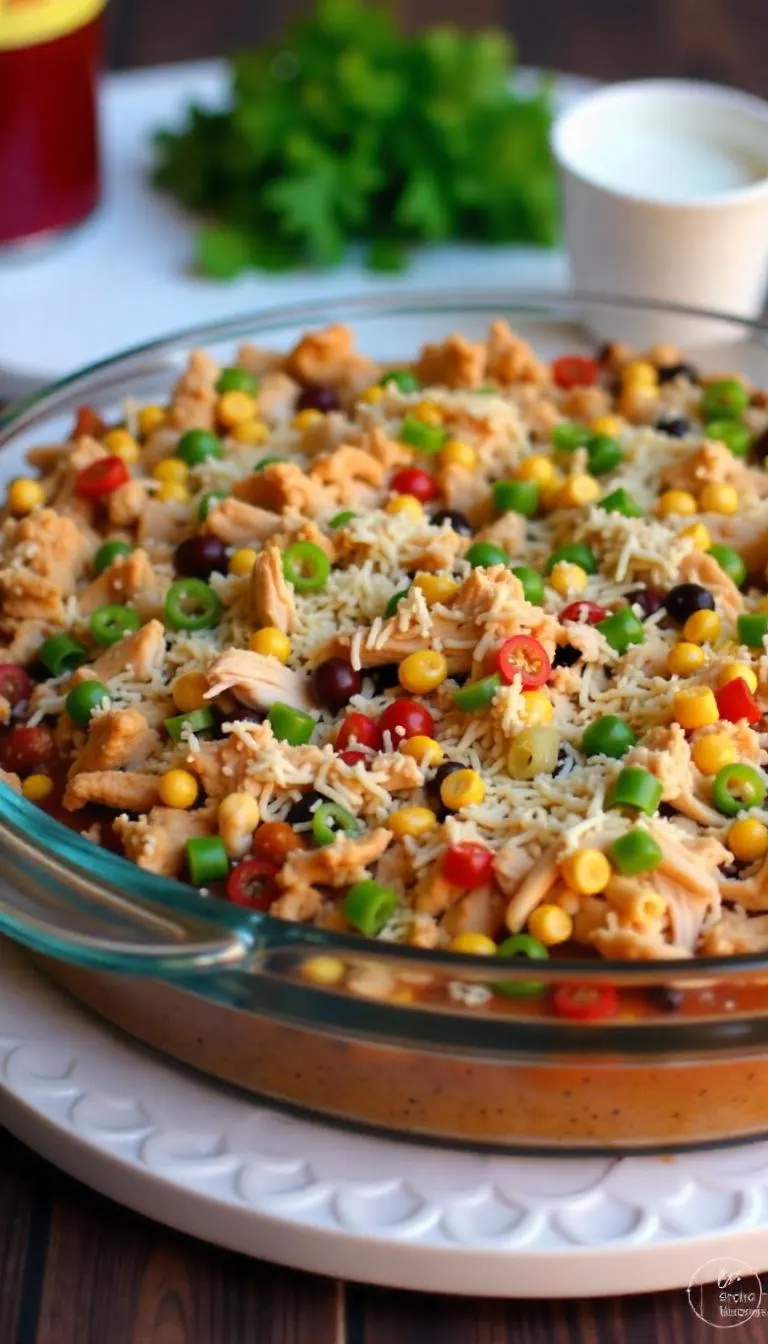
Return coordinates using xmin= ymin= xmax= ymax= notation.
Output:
xmin=106 ymin=0 xmax=765 ymax=94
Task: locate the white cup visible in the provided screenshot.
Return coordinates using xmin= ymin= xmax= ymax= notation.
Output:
xmin=552 ymin=80 xmax=768 ymax=347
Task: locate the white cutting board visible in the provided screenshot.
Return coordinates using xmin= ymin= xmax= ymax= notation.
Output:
xmin=0 ymin=60 xmax=592 ymax=390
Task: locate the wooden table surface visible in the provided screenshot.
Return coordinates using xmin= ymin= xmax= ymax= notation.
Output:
xmin=4 ymin=2 xmax=766 ymax=1339
xmin=1 ymin=1124 xmax=741 ymax=1344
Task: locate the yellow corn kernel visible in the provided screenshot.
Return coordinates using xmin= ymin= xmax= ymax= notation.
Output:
xmin=691 ymin=732 xmax=738 ymax=775
xmin=138 ymin=404 xmax=165 ymax=436
xmin=361 ymin=385 xmax=385 ymax=404
xmin=413 ymin=400 xmax=444 ymax=426
xmin=528 ymin=903 xmax=574 ymax=946
xmin=172 ymin=672 xmax=208 ymax=713
xmin=399 ymin=735 xmax=444 ymax=768
xmin=516 ymin=455 xmax=557 ymax=488
xmin=8 ymin=478 xmax=44 ymax=515
xmin=218 ymin=792 xmax=261 ymax=857
xmin=21 ymin=773 xmax=53 ymax=802
xmin=520 ymin=690 xmax=554 ymax=725
xmin=699 ymin=482 xmax=739 ymax=515
xmin=292 ymin=407 xmax=324 ymax=432
xmin=440 ymin=440 xmax=477 ymax=471
xmin=301 ymin=956 xmax=346 ymax=986
xmin=678 ymin=521 xmax=712 ymax=551
xmin=228 ymin=547 xmax=258 ymax=577
xmin=538 ymin=474 xmax=565 ymax=512
xmin=728 ymin=817 xmax=768 ymax=863
xmin=249 ymin=626 xmax=291 ymax=663
xmin=388 ymin=805 xmax=438 ymax=839
xmin=719 ymin=661 xmax=758 ymax=694
xmin=440 ymin=768 xmax=485 ymax=811
xmin=560 ymin=848 xmax=611 ymax=895
xmin=386 ymin=494 xmax=423 ymax=519
xmin=622 ymin=359 xmax=658 ymax=388
xmin=558 ymin=474 xmax=600 ymax=508
xmin=672 ymin=686 xmax=719 ymax=731
xmin=103 ymin=428 xmax=140 ymax=463
xmin=152 ymin=457 xmax=189 ymax=484
xmin=414 ymin=574 xmax=459 ymax=605
xmin=656 ymin=489 xmax=697 ymax=519
xmin=217 ymin=390 xmax=257 ymax=428
xmin=683 ymin=609 xmax=721 ymax=644
xmin=449 ymin=932 xmax=497 ymax=956
xmin=666 ymin=642 xmax=706 ymax=677
xmin=232 ymin=418 xmax=269 ymax=445
xmin=591 ymin=414 xmax=624 ymax=437
xmin=399 ymin=649 xmax=448 ymax=695
xmin=549 ymin=561 xmax=588 ymax=598
xmin=156 ymin=481 xmax=190 ymax=504
xmin=618 ymin=385 xmax=658 ymax=422
xmin=157 ymin=768 xmax=199 ymax=810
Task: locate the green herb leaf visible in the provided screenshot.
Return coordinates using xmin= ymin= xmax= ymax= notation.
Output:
xmin=153 ymin=0 xmax=557 ymax=277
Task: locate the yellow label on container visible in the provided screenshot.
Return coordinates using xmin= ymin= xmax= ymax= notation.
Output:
xmin=0 ymin=0 xmax=105 ymax=50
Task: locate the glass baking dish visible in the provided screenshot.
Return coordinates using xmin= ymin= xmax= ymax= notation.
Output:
xmin=2 ymin=289 xmax=768 ymax=1155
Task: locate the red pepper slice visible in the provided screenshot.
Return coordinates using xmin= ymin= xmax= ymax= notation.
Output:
xmin=496 ymin=634 xmax=551 ymax=689
xmin=226 ymin=858 xmax=279 ymax=910
xmin=71 ymin=405 xmax=106 ymax=440
xmin=560 ymin=600 xmax=607 ymax=626
xmin=552 ymin=355 xmax=599 ymax=391
xmin=442 ymin=842 xmax=494 ymax=888
xmin=339 ymin=750 xmax=367 ymax=766
xmin=715 ymin=678 xmax=762 ymax=725
xmin=552 ymin=983 xmax=618 ymax=1021
xmin=336 ymin=712 xmax=382 ymax=754
xmin=75 ymin=455 xmax=130 ymax=499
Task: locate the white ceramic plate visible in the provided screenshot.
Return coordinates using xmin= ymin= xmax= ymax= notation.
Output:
xmin=2 ymin=939 xmax=768 ymax=1299
xmin=0 ymin=61 xmax=590 ymax=392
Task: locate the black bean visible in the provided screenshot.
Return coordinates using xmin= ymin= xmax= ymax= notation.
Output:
xmin=657 ymin=363 xmax=699 ymax=384
xmin=368 ymin=663 xmax=401 ymax=692
xmin=664 ymin=583 xmax=715 ymax=624
xmin=554 ymin=745 xmax=578 ymax=778
xmin=627 ymin=587 xmax=665 ymax=620
xmin=553 ymin=642 xmax=581 ymax=668
xmin=286 ymin=791 xmax=326 ymax=826
xmin=655 ymin=416 xmax=689 ymax=438
xmin=752 ymin=428 xmax=768 ymax=464
xmin=431 ymin=509 xmax=473 ymax=536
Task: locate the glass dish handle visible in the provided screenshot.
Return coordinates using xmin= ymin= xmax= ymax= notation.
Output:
xmin=0 ymin=787 xmax=253 ymax=974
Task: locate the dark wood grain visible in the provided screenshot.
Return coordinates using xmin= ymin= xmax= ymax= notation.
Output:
xmin=104 ymin=0 xmax=767 ymax=96
xmin=6 ymin=1126 xmax=768 ymax=1344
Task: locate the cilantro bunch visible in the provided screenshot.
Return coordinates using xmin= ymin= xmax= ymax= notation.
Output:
xmin=153 ymin=0 xmax=558 ymax=278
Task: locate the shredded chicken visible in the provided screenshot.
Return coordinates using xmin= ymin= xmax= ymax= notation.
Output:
xmin=166 ymin=348 xmax=218 ymax=431
xmin=203 ymin=497 xmax=283 ymax=546
xmin=114 ymin=805 xmax=218 ymax=877
xmin=415 ymin=333 xmax=485 ymax=389
xmin=233 ymin=461 xmax=336 ymax=517
xmin=63 ymin=770 xmax=161 ymax=813
xmin=73 ymin=619 xmax=166 ymax=683
xmin=77 ymin=549 xmax=168 ymax=620
xmin=204 ymin=648 xmax=313 ymax=712
xmin=67 ymin=707 xmax=159 ymax=777
xmin=279 ymin=826 xmax=391 ymax=890
xmin=283 ymin=324 xmax=377 ymax=394
xmin=250 ymin=544 xmax=297 ymax=633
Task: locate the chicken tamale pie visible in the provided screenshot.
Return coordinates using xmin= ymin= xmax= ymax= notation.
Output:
xmin=3 ymin=317 xmax=768 ymax=1050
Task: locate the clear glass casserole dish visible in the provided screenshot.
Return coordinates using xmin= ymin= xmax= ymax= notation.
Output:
xmin=2 ymin=289 xmax=768 ymax=1155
